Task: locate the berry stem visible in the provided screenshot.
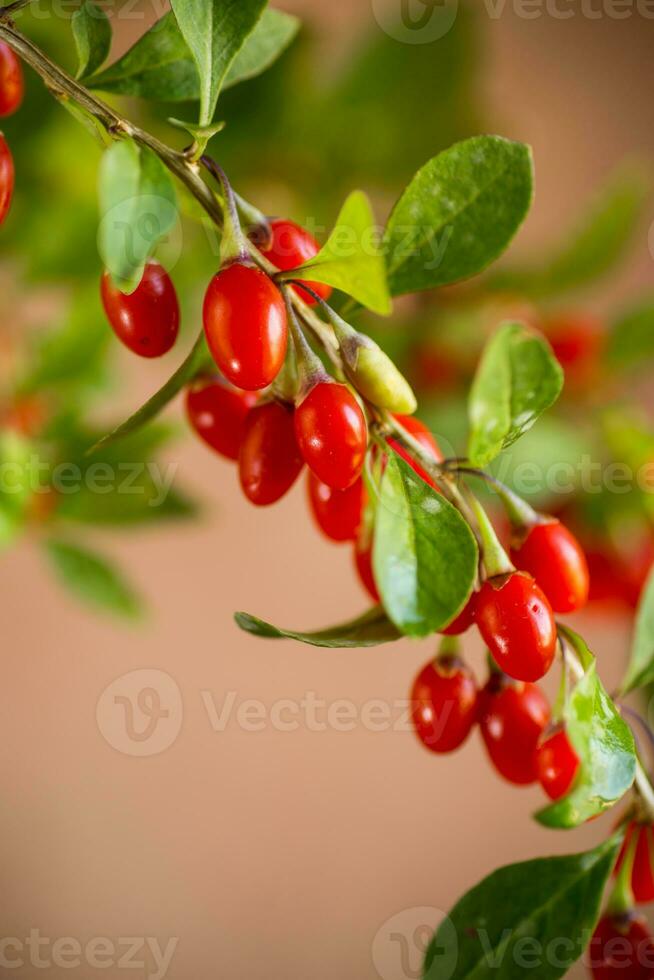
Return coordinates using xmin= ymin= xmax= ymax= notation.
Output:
xmin=464 ymin=493 xmax=514 ymax=579
xmin=199 ymin=156 xmax=248 ymax=264
xmin=281 ymin=289 xmax=329 ymax=400
xmin=449 ymin=464 xmax=542 ymax=532
xmin=606 ymin=825 xmax=636 ymax=916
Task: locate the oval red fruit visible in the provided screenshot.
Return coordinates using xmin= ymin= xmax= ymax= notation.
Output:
xmin=354 ymin=536 xmax=379 ymax=603
xmin=411 ymin=655 xmax=478 ymax=753
xmin=203 ymin=262 xmax=287 ymax=391
xmin=259 ymin=218 xmax=332 ymax=306
xmin=0 ymin=42 xmax=24 ymax=118
xmin=511 ymin=520 xmax=589 ymax=614
xmin=388 ymin=414 xmax=443 ymax=489
xmin=536 ymin=728 xmax=580 ymax=800
xmin=615 ymin=823 xmax=654 ymax=905
xmin=0 ymin=133 xmax=14 ymax=227
xmin=478 ymin=674 xmax=550 ymax=785
xmin=307 ymin=472 xmax=364 ymax=543
xmin=441 ymin=595 xmax=476 ymax=636
xmin=238 ymin=401 xmax=303 ymax=506
xmin=295 ymin=382 xmax=367 ymax=490
xmin=186 ymin=378 xmax=257 ymax=461
xmin=100 ymin=262 xmax=179 ymax=358
xmin=587 ymin=913 xmax=654 ymax=980
xmin=475 ymin=572 xmax=557 ymax=682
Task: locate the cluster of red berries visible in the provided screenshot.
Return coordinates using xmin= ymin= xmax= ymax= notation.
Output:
xmin=588 ymin=823 xmax=654 ymax=978
xmin=0 ymin=42 xmax=23 ymax=229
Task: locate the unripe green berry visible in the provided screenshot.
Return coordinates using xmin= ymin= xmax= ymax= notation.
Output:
xmin=347 ymin=341 xmax=417 ymax=414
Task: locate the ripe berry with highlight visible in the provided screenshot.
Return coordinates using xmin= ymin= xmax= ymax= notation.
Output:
xmin=478 ymin=674 xmax=550 ymax=785
xmin=511 ymin=519 xmax=589 ymax=614
xmin=411 ymin=655 xmax=478 ymax=753
xmin=307 ymin=472 xmax=364 ymax=543
xmin=186 ymin=379 xmax=257 ymax=461
xmin=0 ymin=42 xmax=24 ymax=117
xmin=238 ymin=401 xmax=303 ymax=506
xmin=100 ymin=262 xmax=180 ymax=358
xmin=0 ymin=133 xmax=14 ymax=227
xmin=475 ymin=572 xmax=557 ymax=682
xmin=536 ymin=728 xmax=580 ymax=800
xmin=294 ymin=382 xmax=367 ymax=490
xmin=259 ymin=218 xmax=331 ymax=306
xmin=203 ymin=262 xmax=287 ymax=391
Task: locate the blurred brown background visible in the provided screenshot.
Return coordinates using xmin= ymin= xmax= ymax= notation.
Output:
xmin=2 ymin=2 xmax=654 ymax=978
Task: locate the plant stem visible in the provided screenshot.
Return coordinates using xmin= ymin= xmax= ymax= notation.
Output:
xmin=451 ymin=465 xmax=542 ymax=531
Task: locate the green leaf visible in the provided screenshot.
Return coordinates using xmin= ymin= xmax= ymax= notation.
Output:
xmin=288 ymin=190 xmax=391 ymax=315
xmin=424 ymin=836 xmax=621 ymax=980
xmin=373 ymin=454 xmax=478 ymax=637
xmin=536 ymin=626 xmax=636 ymax=829
xmin=45 ymin=539 xmax=143 ymax=619
xmin=170 ymin=0 xmax=267 ymax=124
xmin=606 ymin=295 xmax=654 ymax=371
xmin=87 ymin=333 xmax=211 ymax=454
xmin=619 ymin=567 xmax=654 ymax=693
xmin=468 ymin=322 xmax=563 ymax=468
xmin=87 ymin=9 xmax=299 ymax=102
xmin=72 ymin=0 xmax=112 ymax=79
xmin=0 ymin=431 xmax=35 ymax=548
xmin=383 ymin=136 xmax=533 ymax=297
xmin=234 ymin=607 xmax=402 ymax=648
xmin=490 ymin=164 xmax=649 ymax=297
xmin=98 ymin=139 xmax=177 ymax=292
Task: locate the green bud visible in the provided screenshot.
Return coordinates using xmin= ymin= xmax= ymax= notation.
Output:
xmin=347 ymin=342 xmax=417 ymax=414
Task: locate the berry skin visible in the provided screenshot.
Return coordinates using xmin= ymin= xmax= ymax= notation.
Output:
xmin=0 ymin=132 xmax=14 ymax=227
xmin=475 ymin=572 xmax=557 ymax=683
xmin=238 ymin=401 xmax=303 ymax=506
xmin=511 ymin=519 xmax=590 ymax=614
xmin=388 ymin=414 xmax=443 ymax=489
xmin=294 ymin=382 xmax=367 ymax=490
xmin=186 ymin=379 xmax=257 ymax=461
xmin=411 ymin=655 xmax=478 ymax=753
xmin=259 ymin=219 xmax=332 ymax=306
xmin=203 ymin=262 xmax=287 ymax=391
xmin=307 ymin=472 xmax=364 ymax=543
xmin=354 ymin=535 xmax=379 ymax=602
xmin=0 ymin=42 xmax=24 ymax=118
xmin=100 ymin=262 xmax=179 ymax=358
xmin=615 ymin=823 xmax=654 ymax=905
xmin=587 ymin=913 xmax=654 ymax=980
xmin=536 ymin=728 xmax=580 ymax=800
xmin=441 ymin=596 xmax=476 ymax=636
xmin=478 ymin=674 xmax=550 ymax=785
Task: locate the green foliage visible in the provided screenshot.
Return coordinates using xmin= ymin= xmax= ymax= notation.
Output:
xmin=619 ymin=568 xmax=654 ymax=693
xmin=98 ymin=140 xmax=178 ymax=291
xmin=88 ymin=333 xmax=212 ymax=453
xmin=606 ymin=294 xmax=654 ymax=371
xmin=468 ymin=322 xmax=563 ymax=467
xmin=169 ymin=0 xmax=267 ymax=124
xmin=373 ymin=455 xmax=478 ymax=637
xmin=491 ymin=164 xmax=650 ymax=297
xmin=72 ymin=0 xmax=111 ymax=80
xmin=234 ymin=607 xmax=402 ymax=647
xmin=289 ymin=191 xmax=391 ymax=315
xmin=424 ymin=837 xmax=621 ymax=980
xmin=536 ymin=627 xmax=636 ymax=828
xmin=44 ymin=539 xmax=144 ymax=619
xmin=87 ymin=8 xmax=299 ymax=103
xmin=0 ymin=432 xmax=35 ymax=550
xmin=384 ymin=136 xmax=533 ymax=297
